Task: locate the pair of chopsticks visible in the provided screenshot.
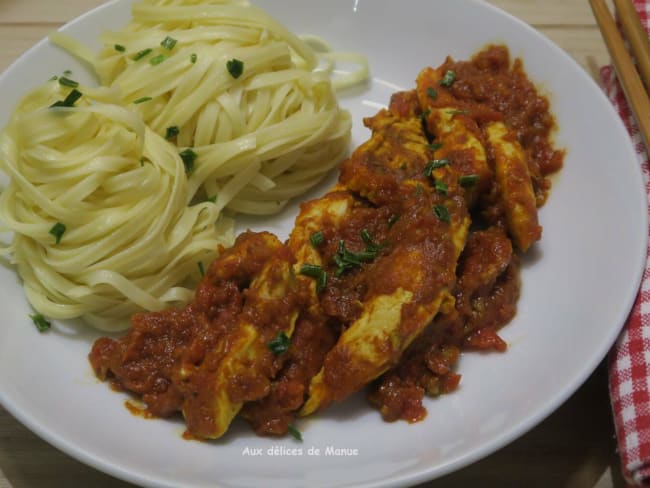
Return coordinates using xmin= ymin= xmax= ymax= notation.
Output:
xmin=589 ymin=0 xmax=650 ymax=149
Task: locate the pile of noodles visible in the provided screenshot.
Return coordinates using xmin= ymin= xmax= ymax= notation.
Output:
xmin=0 ymin=0 xmax=367 ymax=330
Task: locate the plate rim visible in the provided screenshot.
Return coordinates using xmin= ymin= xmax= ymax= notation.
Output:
xmin=0 ymin=0 xmax=647 ymax=487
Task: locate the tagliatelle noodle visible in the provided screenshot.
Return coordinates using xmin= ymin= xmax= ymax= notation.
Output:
xmin=53 ymin=0 xmax=368 ymax=214
xmin=0 ymin=81 xmax=232 ymax=330
xmin=0 ymin=0 xmax=368 ymax=330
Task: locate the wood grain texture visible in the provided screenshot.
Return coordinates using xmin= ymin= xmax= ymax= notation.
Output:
xmin=0 ymin=1 xmax=619 ymax=487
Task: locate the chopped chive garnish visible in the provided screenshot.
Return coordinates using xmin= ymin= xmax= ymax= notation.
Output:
xmin=315 ymin=271 xmax=327 ymax=293
xmin=30 ymin=313 xmax=51 ymax=332
xmin=179 ymin=148 xmax=197 ymax=174
xmin=424 ymin=158 xmax=450 ymax=177
xmin=58 ymin=76 xmax=79 ymax=88
xmin=226 ymin=58 xmax=244 ymax=79
xmin=334 ymin=237 xmax=382 ymax=277
xmin=133 ymin=96 xmax=152 ymax=104
xmin=426 ymin=87 xmax=438 ymax=99
xmin=114 ymin=44 xmax=126 ymax=52
xmin=268 ymin=331 xmax=291 ymax=355
xmin=459 ymin=174 xmax=479 ymax=188
xmin=132 ymin=48 xmax=152 ymax=61
xmin=300 ymin=263 xmax=323 ymax=278
xmin=299 ymin=263 xmax=327 ymax=292
xmin=49 ymin=222 xmax=66 ymax=244
xmin=63 ymin=69 xmax=72 ymax=76
xmin=434 ymin=180 xmax=448 ymax=195
xmin=427 ymin=142 xmax=443 ymax=151
xmin=149 ymin=54 xmax=166 ymax=65
xmin=50 ymin=89 xmax=82 ymax=108
xmin=165 ymin=126 xmax=180 ymax=140
xmin=388 ymin=214 xmax=400 ymax=228
xmin=198 ymin=261 xmax=205 ymax=277
xmin=439 ymin=70 xmax=456 ymax=87
xmin=49 ymin=75 xmax=58 ymax=81
xmin=190 ymin=53 xmax=197 ymax=64
xmin=446 ymin=109 xmax=469 ymax=116
xmin=433 ymin=204 xmax=451 ymax=223
xmin=287 ymin=424 xmax=303 ymax=442
xmin=310 ymin=231 xmax=324 ymax=247
xmin=140 ymin=158 xmax=145 ymax=166
xmin=207 ymin=194 xmax=217 ymax=203
xmin=160 ymin=36 xmax=177 ymax=50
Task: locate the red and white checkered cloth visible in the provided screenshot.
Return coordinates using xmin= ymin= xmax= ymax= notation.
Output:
xmin=603 ymin=0 xmax=650 ymax=485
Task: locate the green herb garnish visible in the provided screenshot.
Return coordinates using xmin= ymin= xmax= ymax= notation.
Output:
xmin=424 ymin=158 xmax=450 ymax=177
xmin=179 ymin=148 xmax=197 ymax=174
xmin=287 ymin=424 xmax=302 ymax=442
xmin=433 ymin=204 xmax=451 ymax=223
xmin=434 ymin=180 xmax=448 ymax=195
xmin=49 ymin=222 xmax=66 ymax=244
xmin=300 ymin=263 xmax=323 ymax=278
xmin=132 ymin=48 xmax=152 ymax=61
xmin=459 ymin=174 xmax=479 ymax=188
xmin=133 ymin=96 xmax=152 ymax=104
xmin=299 ymin=263 xmax=327 ymax=292
xmin=333 ymin=234 xmax=383 ymax=277
xmin=226 ymin=58 xmax=244 ymax=79
xmin=310 ymin=231 xmax=324 ymax=247
xmin=427 ymin=142 xmax=443 ymax=151
xmin=114 ymin=44 xmax=126 ymax=52
xmin=165 ymin=126 xmax=180 ymax=140
xmin=58 ymin=76 xmax=79 ymax=88
xmin=446 ymin=109 xmax=469 ymax=116
xmin=190 ymin=53 xmax=197 ymax=64
xmin=426 ymin=87 xmax=438 ymax=99
xmin=268 ymin=331 xmax=291 ymax=356
xmin=30 ymin=313 xmax=51 ymax=332
xmin=50 ymin=89 xmax=82 ymax=108
xmin=149 ymin=54 xmax=166 ymax=65
xmin=439 ymin=70 xmax=456 ymax=87
xmin=160 ymin=36 xmax=177 ymax=50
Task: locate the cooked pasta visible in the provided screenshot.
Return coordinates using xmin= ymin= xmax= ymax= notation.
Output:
xmin=51 ymin=0 xmax=367 ymax=214
xmin=0 ymin=0 xmax=367 ymax=330
xmin=0 ymin=81 xmax=232 ymax=330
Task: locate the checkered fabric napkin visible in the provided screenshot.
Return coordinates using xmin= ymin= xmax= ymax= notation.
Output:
xmin=603 ymin=0 xmax=650 ymax=485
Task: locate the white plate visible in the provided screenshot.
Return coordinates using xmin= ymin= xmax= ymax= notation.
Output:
xmin=0 ymin=1 xmax=646 ymax=487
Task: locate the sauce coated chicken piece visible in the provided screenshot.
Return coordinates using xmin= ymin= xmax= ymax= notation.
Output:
xmin=486 ymin=122 xmax=540 ymax=251
xmin=300 ymin=103 xmax=470 ymax=414
xmin=416 ymin=66 xmax=493 ymax=205
xmin=240 ymin=192 xmax=352 ymax=435
xmin=369 ymin=226 xmax=519 ymax=422
xmin=89 ymin=232 xmax=302 ymax=439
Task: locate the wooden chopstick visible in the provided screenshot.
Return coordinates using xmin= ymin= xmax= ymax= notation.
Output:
xmin=613 ymin=0 xmax=650 ymax=93
xmin=589 ymin=0 xmax=650 ymax=149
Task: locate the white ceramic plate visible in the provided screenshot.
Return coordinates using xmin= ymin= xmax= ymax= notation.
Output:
xmin=0 ymin=1 xmax=646 ymax=487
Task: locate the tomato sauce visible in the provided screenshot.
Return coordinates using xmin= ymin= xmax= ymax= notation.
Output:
xmin=89 ymin=45 xmax=564 ymax=437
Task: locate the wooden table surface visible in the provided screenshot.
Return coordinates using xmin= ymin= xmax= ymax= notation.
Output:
xmin=0 ymin=1 xmax=629 ymax=487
